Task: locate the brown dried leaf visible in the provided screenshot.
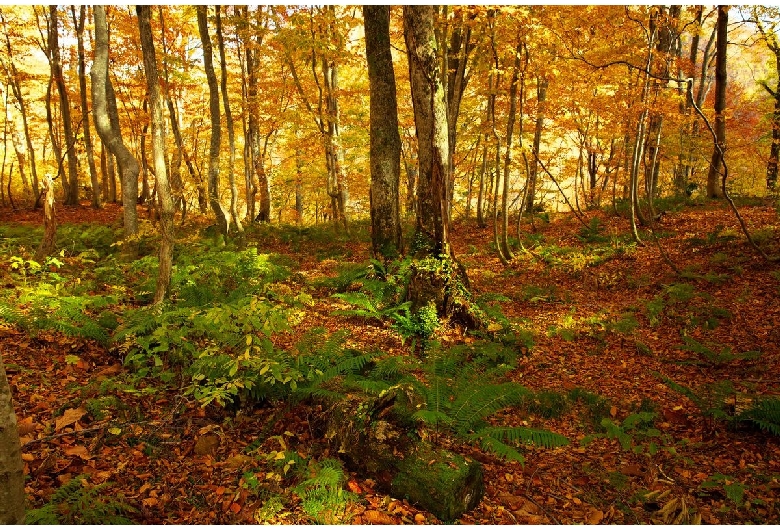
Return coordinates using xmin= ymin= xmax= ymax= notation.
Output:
xmin=55 ymin=408 xmax=87 ymax=432
xmin=587 ymin=508 xmax=604 ymax=524
xmin=64 ymin=445 xmax=91 ymax=460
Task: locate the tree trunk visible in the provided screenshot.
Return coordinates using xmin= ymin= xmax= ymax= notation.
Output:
xmin=0 ymin=351 xmax=24 ymax=525
xmin=364 ymin=5 xmax=402 ymax=260
xmin=35 ymin=175 xmax=56 ymax=261
xmin=72 ymin=6 xmax=101 ymax=209
xmin=242 ymin=7 xmax=260 ymax=222
xmin=48 ymin=6 xmax=79 ymax=206
xmin=404 ymin=6 xmax=475 ymax=324
xmin=525 ymin=77 xmax=548 ymax=214
xmin=197 ymin=5 xmax=230 ymax=237
xmin=138 ymin=6 xmax=175 ymax=305
xmin=9 ymin=121 xmax=30 ymax=204
xmin=91 ymin=6 xmax=139 ymax=236
xmin=216 ymin=7 xmax=242 ymax=233
xmin=444 ymin=9 xmax=475 ymax=223
xmin=706 ymin=6 xmax=728 ymax=199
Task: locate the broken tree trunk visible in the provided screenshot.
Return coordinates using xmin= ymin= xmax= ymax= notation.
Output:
xmin=325 ymin=391 xmax=484 ymax=521
xmin=35 ymin=175 xmax=56 ymax=261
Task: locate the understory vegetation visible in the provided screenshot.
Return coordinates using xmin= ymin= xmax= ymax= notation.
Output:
xmin=1 ymin=201 xmax=779 ymax=524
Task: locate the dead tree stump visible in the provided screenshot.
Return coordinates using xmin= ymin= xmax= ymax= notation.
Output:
xmin=35 ymin=175 xmax=57 ymax=261
xmin=325 ymin=389 xmax=484 ymax=521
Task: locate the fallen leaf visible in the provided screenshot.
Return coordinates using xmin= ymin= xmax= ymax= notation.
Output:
xmin=229 ymin=502 xmax=241 ymax=514
xmin=347 ymin=479 xmax=362 ymax=494
xmin=194 ymin=434 xmax=220 ymax=456
xmin=55 ymin=408 xmax=86 ymax=432
xmin=17 ymin=416 xmax=38 ymax=436
xmin=364 ymin=509 xmax=396 ymax=525
xmin=64 ymin=445 xmax=91 ymax=460
xmin=587 ymin=508 xmax=604 ymax=524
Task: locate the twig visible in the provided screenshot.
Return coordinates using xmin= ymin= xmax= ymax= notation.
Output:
xmin=686 ymin=79 xmax=773 ymax=262
xmin=532 ymin=150 xmax=590 ymax=229
xmin=523 ymin=465 xmax=561 ymax=525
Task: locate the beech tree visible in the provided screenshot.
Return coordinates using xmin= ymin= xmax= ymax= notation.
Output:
xmin=45 ymin=6 xmax=79 ymax=206
xmin=706 ymin=5 xmax=728 ymax=199
xmin=71 ymin=6 xmax=101 ymax=209
xmin=91 ymin=6 xmax=139 ymax=236
xmin=138 ymin=5 xmax=174 ymax=304
xmin=197 ymin=5 xmax=230 ymax=236
xmin=404 ymin=5 xmax=474 ymax=321
xmin=363 ymin=5 xmax=402 ymax=260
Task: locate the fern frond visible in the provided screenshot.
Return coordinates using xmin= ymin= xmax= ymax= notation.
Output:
xmin=476 ymin=425 xmax=569 ymax=449
xmin=469 ymin=433 xmax=525 ymax=463
xmin=451 ymin=382 xmax=529 ymax=433
xmin=412 ymin=409 xmax=454 ymax=427
xmin=0 ymin=301 xmax=29 ymax=328
xmin=740 ymin=398 xmax=780 ymax=436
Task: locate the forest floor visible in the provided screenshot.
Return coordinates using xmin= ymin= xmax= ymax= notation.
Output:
xmin=2 ymin=198 xmax=780 ymax=524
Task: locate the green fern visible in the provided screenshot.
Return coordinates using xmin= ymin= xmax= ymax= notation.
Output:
xmin=739 ymin=397 xmax=780 ymax=436
xmin=451 ymin=382 xmax=530 ymax=434
xmin=26 ymin=475 xmax=137 ymax=524
xmin=466 ymin=426 xmax=569 ymax=463
xmin=292 ymin=458 xmax=357 ymax=524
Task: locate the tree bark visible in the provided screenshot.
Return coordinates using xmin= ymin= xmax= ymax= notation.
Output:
xmin=72 ymin=5 xmax=101 ymax=209
xmin=364 ymin=5 xmax=402 ymax=260
xmin=525 ymin=77 xmax=548 ymax=214
xmin=197 ymin=5 xmax=230 ymax=236
xmin=35 ymin=175 xmax=56 ymax=261
xmin=138 ymin=6 xmax=175 ymax=305
xmin=91 ymin=6 xmax=139 ymax=236
xmin=48 ymin=6 xmax=79 ymax=206
xmin=404 ymin=6 xmax=474 ymax=323
xmin=0 ymin=351 xmax=24 ymax=525
xmin=706 ymin=6 xmax=728 ymax=199
xmin=216 ymin=7 xmax=242 ymax=233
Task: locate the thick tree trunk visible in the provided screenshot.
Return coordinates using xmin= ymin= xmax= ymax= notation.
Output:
xmin=404 ymin=6 xmax=475 ymax=324
xmin=405 ymin=5 xmax=450 ymax=257
xmin=138 ymin=6 xmax=175 ymax=305
xmin=216 ymin=7 xmax=242 ymax=233
xmin=364 ymin=5 xmax=402 ymax=260
xmin=91 ymin=6 xmax=139 ymax=236
xmin=0 ymin=351 xmax=25 ymax=525
xmin=48 ymin=6 xmax=79 ymax=206
xmin=72 ymin=6 xmax=101 ymax=209
xmin=197 ymin=5 xmax=230 ymax=236
xmin=706 ymin=6 xmax=728 ymax=199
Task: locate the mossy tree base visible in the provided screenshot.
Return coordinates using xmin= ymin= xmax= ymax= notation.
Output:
xmin=406 ymin=255 xmax=482 ymax=331
xmin=325 ymin=390 xmax=484 ymax=521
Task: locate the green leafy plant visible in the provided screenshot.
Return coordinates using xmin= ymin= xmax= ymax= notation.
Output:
xmin=677 ymin=337 xmax=762 ymax=367
xmin=406 ymin=344 xmax=568 ymax=463
xmin=653 ymin=372 xmax=736 ymax=425
xmin=739 ymin=397 xmax=780 ymax=436
xmin=25 ymin=475 xmax=137 ymax=524
xmin=700 ymin=473 xmax=746 ymax=506
xmin=292 ymin=458 xmax=357 ymax=524
xmin=586 ymin=412 xmax=664 ymax=455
